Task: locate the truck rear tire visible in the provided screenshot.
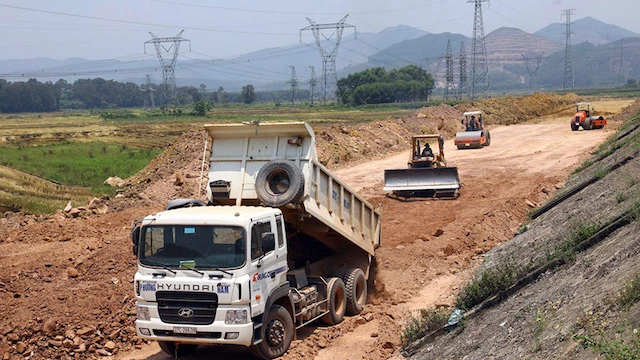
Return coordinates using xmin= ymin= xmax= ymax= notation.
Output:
xmin=342 ymin=268 xmax=367 ymax=315
xmin=158 ymin=341 xmax=198 ymax=357
xmin=256 ymin=159 xmax=305 ymax=207
xmin=321 ymin=277 xmax=346 ymax=325
xmin=571 ymin=122 xmax=579 ymax=131
xmin=582 ymin=118 xmax=592 ymax=130
xmin=255 ymin=304 xmax=294 ymax=360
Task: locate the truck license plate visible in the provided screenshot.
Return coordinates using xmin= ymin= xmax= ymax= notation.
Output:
xmin=173 ymin=326 xmax=197 ymax=334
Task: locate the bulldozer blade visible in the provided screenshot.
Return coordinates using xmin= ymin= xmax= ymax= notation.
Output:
xmin=383 ymin=167 xmax=460 ymax=198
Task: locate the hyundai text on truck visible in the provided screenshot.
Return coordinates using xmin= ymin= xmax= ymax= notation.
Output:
xmin=131 ymin=122 xmax=382 ymax=358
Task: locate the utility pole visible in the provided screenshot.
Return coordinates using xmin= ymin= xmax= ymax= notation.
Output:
xmin=145 ymin=30 xmax=191 ymax=105
xmin=300 ymin=15 xmax=356 ymax=104
xmin=522 ymin=53 xmax=544 ymax=94
xmin=288 ymin=66 xmax=298 ymax=105
xmin=458 ymin=41 xmax=468 ymax=100
xmin=308 ymin=66 xmax=318 ymax=105
xmin=142 ymin=74 xmax=156 ymax=109
xmin=562 ymin=9 xmax=576 ymax=90
xmin=468 ymin=0 xmax=490 ymax=99
xmin=444 ymin=39 xmax=455 ymax=101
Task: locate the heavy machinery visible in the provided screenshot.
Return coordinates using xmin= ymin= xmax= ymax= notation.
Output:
xmin=571 ymin=102 xmax=607 ymax=131
xmin=383 ymin=134 xmax=460 ymax=198
xmin=132 ymin=122 xmax=381 ymax=359
xmin=454 ymin=111 xmax=491 ymax=149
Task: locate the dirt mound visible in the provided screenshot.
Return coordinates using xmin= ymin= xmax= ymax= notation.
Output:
xmin=457 ymin=92 xmax=579 ymax=125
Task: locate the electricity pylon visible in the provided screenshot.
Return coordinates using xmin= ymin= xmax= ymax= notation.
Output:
xmin=300 ymin=15 xmax=355 ymax=104
xmin=444 ymin=40 xmax=455 ymax=101
xmin=145 ymin=30 xmax=191 ymax=105
xmin=562 ymin=9 xmax=576 ymax=90
xmin=468 ymin=0 xmax=490 ymax=99
xmin=288 ymin=66 xmax=298 ymax=104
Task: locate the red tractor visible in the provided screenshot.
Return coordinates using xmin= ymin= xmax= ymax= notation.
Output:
xmin=571 ymin=102 xmax=606 ymax=131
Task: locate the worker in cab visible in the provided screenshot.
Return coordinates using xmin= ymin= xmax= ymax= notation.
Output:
xmin=469 ymin=115 xmax=478 ymax=131
xmin=421 ymin=143 xmax=434 ymax=158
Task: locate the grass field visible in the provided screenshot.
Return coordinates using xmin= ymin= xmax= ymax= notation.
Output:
xmin=0 ymin=106 xmax=414 ymax=214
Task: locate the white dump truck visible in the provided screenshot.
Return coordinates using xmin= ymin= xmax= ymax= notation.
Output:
xmin=131 ymin=122 xmax=382 ymax=359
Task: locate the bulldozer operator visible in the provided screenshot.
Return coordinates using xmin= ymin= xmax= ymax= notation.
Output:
xmin=467 ymin=115 xmax=479 ymax=131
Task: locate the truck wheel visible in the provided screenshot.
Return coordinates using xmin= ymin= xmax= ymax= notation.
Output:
xmin=321 ymin=277 xmax=346 ymax=325
xmin=484 ymin=131 xmax=491 ymax=146
xmin=342 ymin=268 xmax=367 ymax=315
xmin=158 ymin=341 xmax=198 ymax=357
xmin=571 ymin=122 xmax=579 ymax=131
xmin=255 ymin=305 xmax=294 ymax=359
xmin=583 ymin=118 xmax=592 ymax=130
xmin=255 ymin=159 xmax=305 ymax=207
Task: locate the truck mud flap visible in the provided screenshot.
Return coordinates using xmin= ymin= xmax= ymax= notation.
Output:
xmin=383 ymin=167 xmax=460 ymax=198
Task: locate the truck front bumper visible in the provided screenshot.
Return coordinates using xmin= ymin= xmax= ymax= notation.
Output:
xmin=135 ymin=303 xmax=254 ymax=346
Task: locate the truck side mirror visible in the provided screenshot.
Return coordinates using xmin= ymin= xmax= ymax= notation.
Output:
xmin=131 ymin=226 xmax=140 ymax=256
xmin=262 ymin=232 xmax=275 ymax=253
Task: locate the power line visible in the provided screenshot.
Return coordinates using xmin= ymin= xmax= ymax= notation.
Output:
xmin=522 ymin=52 xmax=543 ymax=93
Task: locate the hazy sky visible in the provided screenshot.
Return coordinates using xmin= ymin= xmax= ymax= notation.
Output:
xmin=0 ymin=0 xmax=636 ymax=61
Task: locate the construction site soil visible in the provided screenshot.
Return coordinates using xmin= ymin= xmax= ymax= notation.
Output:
xmin=0 ymin=94 xmax=636 ymax=360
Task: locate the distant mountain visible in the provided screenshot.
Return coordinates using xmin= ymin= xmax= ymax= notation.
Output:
xmin=0 ymin=25 xmax=428 ymax=91
xmin=485 ymin=27 xmax=563 ymax=63
xmin=535 ymin=17 xmax=638 ymax=45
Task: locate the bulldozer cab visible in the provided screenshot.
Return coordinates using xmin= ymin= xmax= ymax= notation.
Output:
xmin=410 ymin=135 xmax=446 ymax=168
xmin=462 ymin=111 xmax=483 ymax=131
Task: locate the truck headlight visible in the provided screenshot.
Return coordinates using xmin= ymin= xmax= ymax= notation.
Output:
xmin=225 ymin=310 xmax=247 ymax=324
xmin=137 ymin=305 xmax=151 ymax=321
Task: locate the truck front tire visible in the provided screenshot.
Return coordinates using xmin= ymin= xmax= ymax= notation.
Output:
xmin=158 ymin=341 xmax=198 ymax=357
xmin=255 ymin=304 xmax=294 ymax=359
xmin=321 ymin=277 xmax=346 ymax=325
xmin=256 ymin=160 xmax=305 ymax=207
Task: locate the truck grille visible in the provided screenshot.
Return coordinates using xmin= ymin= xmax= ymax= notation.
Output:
xmin=156 ymin=291 xmax=218 ymax=325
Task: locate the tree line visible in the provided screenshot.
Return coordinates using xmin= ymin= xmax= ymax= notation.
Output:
xmin=336 ymin=65 xmax=435 ymax=105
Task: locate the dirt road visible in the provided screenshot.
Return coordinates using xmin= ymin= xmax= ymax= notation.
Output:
xmin=113 ymin=108 xmax=623 ymax=360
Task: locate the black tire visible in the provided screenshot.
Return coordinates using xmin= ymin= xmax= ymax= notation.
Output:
xmin=484 ymin=130 xmax=491 ymax=146
xmin=571 ymin=122 xmax=579 ymax=131
xmin=158 ymin=341 xmax=198 ymax=357
xmin=255 ymin=305 xmax=294 ymax=360
xmin=321 ymin=277 xmax=346 ymax=325
xmin=456 ymin=144 xmax=464 ymax=150
xmin=583 ymin=118 xmax=592 ymax=130
xmin=341 ymin=268 xmax=367 ymax=315
xmin=255 ymin=159 xmax=305 ymax=207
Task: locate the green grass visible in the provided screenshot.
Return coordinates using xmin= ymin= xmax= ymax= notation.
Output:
xmin=401 ymin=307 xmax=450 ymax=346
xmin=456 ymin=260 xmax=527 ymax=311
xmin=0 ymin=141 xmax=161 ymax=195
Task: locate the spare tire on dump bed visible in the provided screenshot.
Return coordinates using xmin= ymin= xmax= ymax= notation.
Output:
xmin=255 ymin=159 xmax=305 ymax=207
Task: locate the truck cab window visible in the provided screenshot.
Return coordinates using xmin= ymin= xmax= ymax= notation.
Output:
xmin=276 ymin=217 xmax=285 ymax=248
xmin=251 ymin=221 xmax=272 ymax=261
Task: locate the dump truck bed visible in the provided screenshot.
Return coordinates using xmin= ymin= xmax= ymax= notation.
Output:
xmin=204 ymin=122 xmax=381 ymax=256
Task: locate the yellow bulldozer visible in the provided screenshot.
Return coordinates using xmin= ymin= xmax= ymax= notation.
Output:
xmin=384 ymin=134 xmax=460 ymax=199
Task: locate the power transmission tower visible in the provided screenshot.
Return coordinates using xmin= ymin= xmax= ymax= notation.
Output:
xmin=145 ymin=30 xmax=191 ymax=106
xmin=562 ymin=9 xmax=576 ymax=90
xmin=288 ymin=66 xmax=298 ymax=104
xmin=300 ymin=15 xmax=356 ymax=104
xmin=142 ymin=74 xmax=156 ymax=109
xmin=308 ymin=66 xmax=318 ymax=105
xmin=458 ymin=41 xmax=468 ymax=100
xmin=522 ymin=53 xmax=544 ymax=93
xmin=468 ymin=0 xmax=490 ymax=99
xmin=444 ymin=40 xmax=455 ymax=101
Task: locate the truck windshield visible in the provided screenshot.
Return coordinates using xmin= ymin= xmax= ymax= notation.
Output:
xmin=139 ymin=225 xmax=246 ymax=269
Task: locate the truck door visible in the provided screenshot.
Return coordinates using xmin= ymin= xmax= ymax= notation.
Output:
xmin=249 ymin=217 xmax=287 ymax=317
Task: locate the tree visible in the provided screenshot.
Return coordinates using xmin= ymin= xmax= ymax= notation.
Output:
xmin=241 ymin=84 xmax=256 ymax=104
xmin=192 ymin=100 xmax=211 ymax=116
